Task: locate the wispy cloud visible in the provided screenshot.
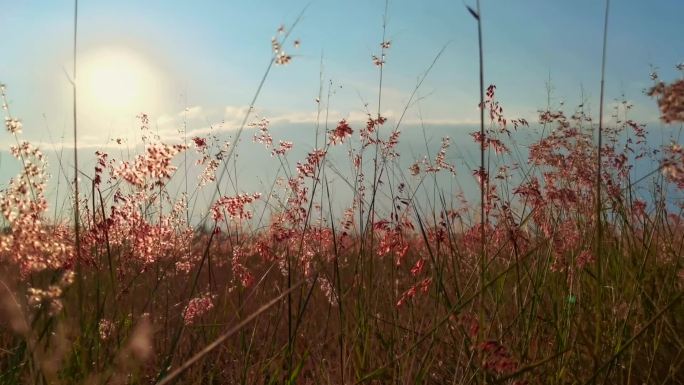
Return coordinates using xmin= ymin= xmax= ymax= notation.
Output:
xmin=0 ymin=103 xmax=542 ymax=150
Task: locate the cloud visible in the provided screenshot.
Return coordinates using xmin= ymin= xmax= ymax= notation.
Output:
xmin=182 ymin=105 xmax=203 ymax=119
xmin=4 ymin=102 xmax=516 ymax=150
xmin=402 ymin=117 xmax=481 ymax=126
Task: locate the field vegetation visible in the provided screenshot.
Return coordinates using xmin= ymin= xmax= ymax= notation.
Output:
xmin=1 ymin=2 xmax=683 ymax=384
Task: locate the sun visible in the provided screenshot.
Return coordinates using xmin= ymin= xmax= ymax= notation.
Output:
xmin=80 ymin=47 xmax=162 ymax=116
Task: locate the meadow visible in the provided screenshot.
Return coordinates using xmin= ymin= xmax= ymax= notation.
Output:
xmin=1 ymin=2 xmax=684 ymax=384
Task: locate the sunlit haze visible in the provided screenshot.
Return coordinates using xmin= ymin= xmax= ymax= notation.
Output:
xmin=80 ymin=47 xmax=163 ymax=117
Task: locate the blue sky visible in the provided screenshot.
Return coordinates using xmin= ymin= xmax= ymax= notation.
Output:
xmin=1 ymin=1 xmax=683 ymax=218
xmin=2 ymin=0 xmax=683 ymax=144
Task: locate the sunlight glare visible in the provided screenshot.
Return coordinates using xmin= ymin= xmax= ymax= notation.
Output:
xmin=80 ymin=48 xmax=162 ymax=117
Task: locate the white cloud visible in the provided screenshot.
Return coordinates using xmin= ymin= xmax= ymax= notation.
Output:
xmin=181 ymin=105 xmax=203 ymax=119
xmin=223 ymin=105 xmax=251 ymax=125
xmin=3 ymin=103 xmax=507 ymax=150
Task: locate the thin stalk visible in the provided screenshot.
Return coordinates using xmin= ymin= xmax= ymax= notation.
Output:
xmin=366 ymin=0 xmax=389 ymax=316
xmin=156 ymin=281 xmax=304 ymax=385
xmin=72 ymin=0 xmax=84 ymax=332
xmin=469 ymin=0 xmax=487 ymax=346
xmin=204 ymin=6 xmax=308 ymax=228
xmin=594 ymin=0 xmax=610 ymax=375
xmin=476 ymin=0 xmax=485 ymax=289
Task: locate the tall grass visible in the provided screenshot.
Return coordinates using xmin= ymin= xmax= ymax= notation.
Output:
xmin=1 ymin=3 xmax=684 ymax=385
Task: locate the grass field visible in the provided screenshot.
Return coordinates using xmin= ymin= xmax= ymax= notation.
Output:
xmin=1 ymin=1 xmax=684 ymax=384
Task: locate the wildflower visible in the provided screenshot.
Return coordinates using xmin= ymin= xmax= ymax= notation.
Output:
xmin=489 ymin=138 xmax=509 ymax=154
xmin=409 ymin=161 xmax=421 ymax=176
xmin=183 ymin=293 xmax=215 ymax=325
xmin=211 ymin=192 xmax=262 ymax=222
xmin=272 ymin=140 xmax=293 ymax=156
xmin=511 ymin=118 xmax=529 ymax=129
xmin=410 ymin=258 xmax=426 ymax=276
xmin=378 ymin=229 xmax=409 ymax=263
xmin=576 ymin=249 xmax=594 ymax=269
xmin=632 ymin=199 xmax=647 ymax=218
xmin=0 ymin=137 xmax=73 ymax=277
xmin=329 ymin=119 xmax=353 ymax=145
xmin=486 ymin=84 xmax=496 ymax=99
xmin=661 ymin=143 xmax=684 ymax=188
xmin=98 ymin=319 xmax=115 ymax=341
xmin=232 ymin=246 xmax=255 ymax=287
xmin=319 ymin=276 xmax=338 ymax=306
xmin=353 ymin=154 xmax=361 ymax=170
xmin=648 ymin=79 xmax=684 ymax=123
xmin=275 ymin=51 xmax=292 ymax=65
xmin=425 ymin=138 xmax=456 ymax=175
xmin=251 ymin=117 xmax=272 ymax=147
xmin=473 ymin=167 xmax=488 ymax=186
xmin=271 ymin=37 xmax=281 ymax=54
xmin=365 ymin=115 xmax=386 ymax=133
xmin=27 ymin=286 xmax=64 ymax=316
xmin=396 ymin=278 xmax=432 ymax=307
xmin=271 ymin=31 xmax=293 ymax=65
xmin=4 ymin=117 xmax=22 ymax=134
xmin=382 ymin=130 xmax=401 ymax=158
xmin=296 ymin=149 xmax=325 ymax=177
xmin=60 ymin=270 xmax=76 ymax=286
xmin=471 ymin=131 xmax=485 ymax=147
xmin=198 ymin=159 xmax=219 ymax=187
xmin=192 ymin=136 xmax=207 ymax=149
xmin=113 ymin=142 xmax=187 ymax=188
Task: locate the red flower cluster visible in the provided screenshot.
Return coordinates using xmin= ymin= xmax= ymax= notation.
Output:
xmin=329 ymin=119 xmax=353 ymax=145
xmin=183 ymin=293 xmax=215 ymax=325
xmin=211 ymin=193 xmax=262 ymax=222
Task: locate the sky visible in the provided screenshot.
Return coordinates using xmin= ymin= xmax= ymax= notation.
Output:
xmin=1 ymin=0 xmax=683 ymax=219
